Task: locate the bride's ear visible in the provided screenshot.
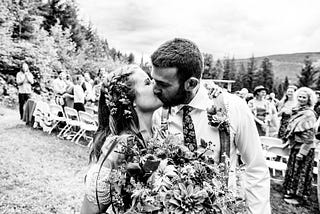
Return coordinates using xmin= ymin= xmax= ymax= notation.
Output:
xmin=184 ymin=77 xmax=199 ymax=91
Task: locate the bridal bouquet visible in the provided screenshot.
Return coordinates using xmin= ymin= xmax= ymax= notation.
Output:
xmin=107 ymin=134 xmax=246 ymax=214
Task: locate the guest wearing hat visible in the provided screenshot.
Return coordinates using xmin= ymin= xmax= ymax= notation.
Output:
xmin=248 ymin=85 xmax=272 ymax=136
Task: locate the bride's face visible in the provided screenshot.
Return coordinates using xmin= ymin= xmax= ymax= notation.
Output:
xmin=132 ymin=68 xmax=163 ymax=112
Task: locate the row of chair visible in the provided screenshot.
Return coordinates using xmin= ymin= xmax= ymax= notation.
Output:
xmin=48 ymin=104 xmax=98 ymax=146
xmin=260 ymin=136 xmax=320 ymax=177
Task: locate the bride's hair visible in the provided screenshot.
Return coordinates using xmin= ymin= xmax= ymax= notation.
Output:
xmin=89 ymin=65 xmax=142 ymax=163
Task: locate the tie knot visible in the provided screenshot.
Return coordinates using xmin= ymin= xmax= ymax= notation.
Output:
xmin=183 ymin=105 xmax=193 ymax=114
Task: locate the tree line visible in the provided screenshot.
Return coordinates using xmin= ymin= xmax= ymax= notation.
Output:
xmin=202 ymin=53 xmax=320 ymax=98
xmin=1 ymin=0 xmax=319 ymax=98
xmin=0 ymin=0 xmax=134 ymax=85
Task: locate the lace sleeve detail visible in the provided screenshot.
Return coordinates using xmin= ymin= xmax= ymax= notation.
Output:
xmin=84 ymin=135 xmax=132 ymax=207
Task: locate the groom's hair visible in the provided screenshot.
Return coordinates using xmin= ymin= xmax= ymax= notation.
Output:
xmin=151 ymin=38 xmax=203 ymax=83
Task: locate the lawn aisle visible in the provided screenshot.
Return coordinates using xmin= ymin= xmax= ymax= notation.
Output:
xmin=0 ymin=106 xmax=88 ymax=214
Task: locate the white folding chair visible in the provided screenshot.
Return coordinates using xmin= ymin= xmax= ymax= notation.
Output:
xmin=93 ymin=114 xmax=98 ymax=126
xmin=72 ymin=111 xmax=98 ymax=146
xmin=48 ymin=104 xmax=67 ymax=135
xmin=61 ymin=107 xmax=82 ymax=139
xmin=265 ymin=146 xmax=290 ymax=177
xmin=260 ymin=136 xmax=284 ymax=150
xmin=84 ymin=106 xmax=96 ymax=115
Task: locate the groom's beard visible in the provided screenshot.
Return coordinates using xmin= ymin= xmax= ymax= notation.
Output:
xmin=162 ymin=85 xmax=192 ymax=108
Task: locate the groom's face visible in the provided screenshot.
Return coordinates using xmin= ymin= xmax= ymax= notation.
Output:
xmin=151 ymin=67 xmax=188 ymax=108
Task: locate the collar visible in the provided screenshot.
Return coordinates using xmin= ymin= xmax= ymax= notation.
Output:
xmin=173 ymin=84 xmax=211 ymax=113
xmin=139 ymin=123 xmax=158 ymax=140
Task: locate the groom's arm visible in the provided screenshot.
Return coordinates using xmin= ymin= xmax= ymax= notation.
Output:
xmin=231 ymin=95 xmax=271 ymax=214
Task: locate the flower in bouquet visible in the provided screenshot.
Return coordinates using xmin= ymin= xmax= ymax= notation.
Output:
xmin=106 ymin=133 xmax=247 ymax=214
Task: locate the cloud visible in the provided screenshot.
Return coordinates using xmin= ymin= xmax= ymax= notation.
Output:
xmin=76 ymin=0 xmax=320 ymax=61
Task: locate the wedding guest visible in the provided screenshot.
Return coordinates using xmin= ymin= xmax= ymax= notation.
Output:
xmin=283 ymin=87 xmax=317 ymax=205
xmin=313 ymin=90 xmax=320 ymax=118
xmin=92 ymin=79 xmax=102 ymax=105
xmin=73 ymin=75 xmax=86 ymax=112
xmin=62 ymin=75 xmax=85 ymax=111
xmin=83 ymin=72 xmax=95 ymax=104
xmin=62 ymin=75 xmax=74 ymax=108
xmin=151 ymin=38 xmax=270 ymax=214
xmin=52 ymin=72 xmax=66 ymax=106
xmin=268 ymin=92 xmax=280 ymax=107
xmin=239 ymin=88 xmax=249 ymax=100
xmin=248 ymin=85 xmax=272 ymax=136
xmin=277 ymin=85 xmax=297 ymax=140
xmin=16 ymin=62 xmax=34 ymax=120
xmin=80 ymin=65 xmax=163 ymax=214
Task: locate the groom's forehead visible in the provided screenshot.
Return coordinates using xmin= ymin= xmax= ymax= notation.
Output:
xmin=152 ymin=67 xmax=178 ymax=80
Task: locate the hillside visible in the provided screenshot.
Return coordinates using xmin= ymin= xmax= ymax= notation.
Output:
xmin=235 ymin=52 xmax=320 ymax=84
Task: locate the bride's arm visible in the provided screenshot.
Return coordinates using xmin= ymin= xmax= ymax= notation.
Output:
xmin=81 ymin=136 xmax=128 ymax=214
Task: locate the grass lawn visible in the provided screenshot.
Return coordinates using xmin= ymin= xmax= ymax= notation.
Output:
xmin=0 ymin=105 xmax=319 ymax=214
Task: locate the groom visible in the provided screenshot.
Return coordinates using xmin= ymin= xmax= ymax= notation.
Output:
xmin=151 ymin=38 xmax=271 ymax=214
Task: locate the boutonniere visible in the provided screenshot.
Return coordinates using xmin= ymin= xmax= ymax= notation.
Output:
xmin=206 ymin=105 xmax=230 ymax=133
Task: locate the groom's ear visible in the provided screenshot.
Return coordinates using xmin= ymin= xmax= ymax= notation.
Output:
xmin=184 ymin=77 xmax=199 ymax=91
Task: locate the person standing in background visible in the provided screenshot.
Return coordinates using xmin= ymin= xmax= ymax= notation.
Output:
xmin=62 ymin=74 xmax=75 ymax=108
xmin=283 ymin=87 xmax=317 ymax=205
xmin=73 ymin=75 xmax=85 ymax=112
xmin=248 ymin=85 xmax=271 ymax=136
xmin=313 ymin=90 xmax=320 ymax=118
xmin=16 ymin=62 xmax=34 ymax=120
xmin=52 ymin=72 xmax=66 ymax=106
xmin=277 ymin=85 xmax=297 ymax=140
xmin=83 ymin=72 xmax=95 ymax=105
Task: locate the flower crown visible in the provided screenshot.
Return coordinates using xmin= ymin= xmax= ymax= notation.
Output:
xmin=104 ymin=69 xmax=134 ymax=120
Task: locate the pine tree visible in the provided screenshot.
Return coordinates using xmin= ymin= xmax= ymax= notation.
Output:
xmin=229 ymin=57 xmax=237 ymax=80
xmin=211 ymin=59 xmax=223 ymax=79
xmin=297 ymin=56 xmax=318 ymax=88
xmin=277 ymin=82 xmax=284 ymax=99
xmin=202 ymin=53 xmax=214 ymax=79
xmin=234 ymin=62 xmax=246 ymax=91
xmin=283 ymin=76 xmax=289 ymax=91
xmin=128 ymin=53 xmax=135 ymax=64
xmin=40 ymin=0 xmax=64 ymax=32
xmin=50 ymin=22 xmax=76 ymax=70
xmin=243 ymin=55 xmax=256 ymax=91
xmin=255 ymin=58 xmax=274 ymax=91
xmin=222 ymin=57 xmax=231 ymax=80
xmin=11 ymin=0 xmax=41 ymax=40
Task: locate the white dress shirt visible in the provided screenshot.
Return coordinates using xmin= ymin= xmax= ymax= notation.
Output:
xmin=73 ymin=85 xmax=85 ymax=104
xmin=154 ymin=84 xmax=271 ymax=214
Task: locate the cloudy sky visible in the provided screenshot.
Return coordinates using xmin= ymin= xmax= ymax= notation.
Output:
xmin=76 ymin=0 xmax=320 ymax=62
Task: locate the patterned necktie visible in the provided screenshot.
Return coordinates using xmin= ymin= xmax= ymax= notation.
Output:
xmin=182 ymin=105 xmax=197 ymax=152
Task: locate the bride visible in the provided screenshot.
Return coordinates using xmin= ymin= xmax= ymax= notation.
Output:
xmin=80 ymin=64 xmax=163 ymax=214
